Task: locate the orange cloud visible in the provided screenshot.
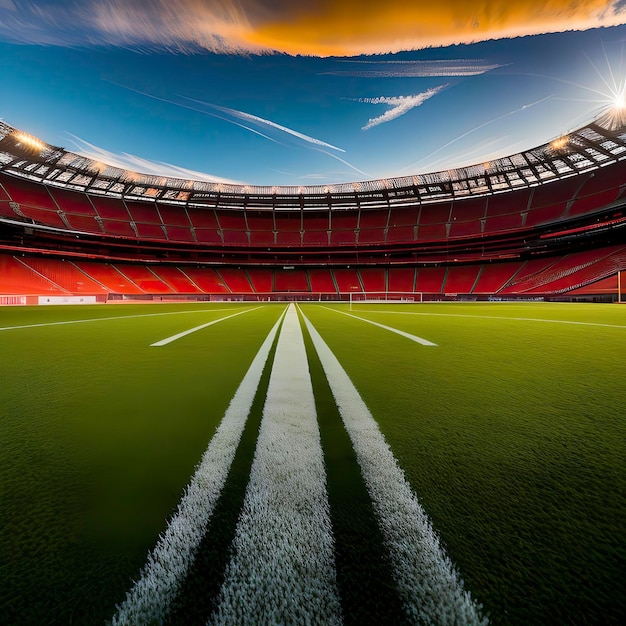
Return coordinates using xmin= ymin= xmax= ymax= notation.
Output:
xmin=242 ymin=0 xmax=626 ymax=56
xmin=2 ymin=0 xmax=625 ymax=55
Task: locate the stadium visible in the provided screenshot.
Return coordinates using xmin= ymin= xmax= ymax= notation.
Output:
xmin=1 ymin=107 xmax=625 ymax=625
xmin=1 ymin=113 xmax=626 ymax=303
xmin=2 ymin=5 xmax=626 ymax=624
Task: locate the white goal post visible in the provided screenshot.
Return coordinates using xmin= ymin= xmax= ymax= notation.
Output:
xmin=349 ymin=291 xmax=423 ymax=310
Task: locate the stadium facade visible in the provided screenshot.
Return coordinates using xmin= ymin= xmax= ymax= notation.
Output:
xmin=1 ymin=115 xmax=626 ymax=303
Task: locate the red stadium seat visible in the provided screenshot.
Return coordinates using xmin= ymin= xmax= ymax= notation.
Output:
xmin=114 ymin=265 xmax=174 ymax=293
xmin=187 ymin=208 xmax=219 ymax=229
xmin=48 ymin=187 xmax=98 ymax=216
xmin=182 ymin=267 xmax=230 ymax=293
xmin=472 ymin=262 xmax=523 ymax=294
xmin=150 ymin=266 xmax=201 ymax=293
xmin=74 ymin=262 xmax=144 ymax=294
xmin=359 ymin=209 xmax=389 ymax=229
xmin=358 ymin=268 xmax=386 ymax=292
xmin=302 ymin=230 xmax=329 ymax=245
xmin=0 ymin=255 xmax=67 ymax=294
xmin=249 ymin=230 xmax=276 ymax=245
xmin=443 ymin=265 xmax=481 ymax=294
xmin=164 ymin=225 xmax=196 ymax=242
xmin=19 ymin=257 xmax=109 ymax=293
xmin=246 ymin=268 xmax=274 ymax=293
xmin=89 ymin=195 xmax=131 ymax=220
xmin=330 ymin=230 xmax=357 ymax=245
xmin=218 ymin=268 xmax=254 ymax=293
xmin=134 ymin=223 xmax=166 ymax=240
xmin=307 ymin=269 xmax=337 ymax=293
xmin=221 ymin=230 xmax=249 ymax=245
xmin=101 ymin=220 xmax=137 ymax=238
xmin=419 ymin=202 xmax=451 ymax=224
xmin=124 ymin=200 xmax=162 ymax=225
xmin=388 ymin=267 xmax=415 ymax=292
xmin=357 ymin=228 xmax=386 ymax=244
xmin=157 ymin=203 xmax=193 ymax=227
xmin=276 ymin=230 xmax=302 ymax=246
xmin=63 ymin=214 xmax=103 ymax=233
xmin=415 ymin=267 xmax=446 ymax=294
xmin=1 ymin=175 xmax=57 ymax=210
xmin=333 ymin=268 xmax=362 ymax=293
xmin=274 ymin=269 xmax=309 ymax=292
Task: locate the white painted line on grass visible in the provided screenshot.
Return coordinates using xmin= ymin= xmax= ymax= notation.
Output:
xmin=321 ymin=305 xmax=437 ymax=346
xmin=151 ymin=307 xmax=262 ymax=346
xmin=210 ymin=304 xmax=342 ymax=626
xmin=0 ymin=307 xmax=243 ymax=333
xmin=343 ymin=309 xmax=626 ymax=329
xmin=110 ymin=306 xmax=288 ymax=626
xmin=301 ymin=309 xmax=487 ymax=626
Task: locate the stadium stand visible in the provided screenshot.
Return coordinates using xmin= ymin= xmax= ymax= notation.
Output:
xmin=307 ymin=268 xmax=338 ymax=294
xmin=246 ymin=268 xmax=274 ymax=294
xmin=274 ymin=269 xmax=310 ymax=292
xmin=443 ymin=265 xmax=482 ymax=295
xmin=333 ymin=268 xmax=362 ymax=293
xmin=180 ymin=267 xmax=230 ymax=293
xmin=1 ymin=115 xmax=626 ymax=301
xmin=472 ymin=262 xmax=524 ymax=294
xmin=114 ymin=265 xmax=173 ymax=293
xmin=358 ymin=268 xmax=386 ymax=292
xmin=415 ymin=267 xmax=447 ymax=294
xmin=150 ymin=266 xmax=202 ymax=293
xmin=0 ymin=255 xmax=66 ymax=294
xmin=73 ymin=262 xmax=145 ymax=294
xmin=18 ymin=257 xmax=108 ymax=294
xmin=388 ymin=267 xmax=416 ymax=292
xmin=217 ymin=268 xmax=254 ymax=293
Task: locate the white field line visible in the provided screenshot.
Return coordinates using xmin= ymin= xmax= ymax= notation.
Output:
xmin=347 ymin=309 xmax=626 ymax=329
xmin=0 ymin=307 xmax=244 ymax=332
xmin=110 ymin=306 xmax=288 ymax=626
xmin=151 ymin=307 xmax=262 ymax=346
xmin=301 ymin=309 xmax=487 ymax=626
xmin=210 ymin=304 xmax=342 ymax=626
xmin=321 ymin=306 xmax=437 ymax=346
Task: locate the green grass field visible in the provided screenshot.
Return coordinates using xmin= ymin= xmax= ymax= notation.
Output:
xmin=0 ymin=301 xmax=624 ymax=625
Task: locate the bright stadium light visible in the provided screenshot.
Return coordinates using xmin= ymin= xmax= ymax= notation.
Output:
xmin=550 ymin=135 xmax=569 ymax=151
xmin=13 ymin=131 xmax=47 ymax=153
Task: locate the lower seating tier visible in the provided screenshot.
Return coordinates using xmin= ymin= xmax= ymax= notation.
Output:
xmin=2 ymin=247 xmax=625 ymax=298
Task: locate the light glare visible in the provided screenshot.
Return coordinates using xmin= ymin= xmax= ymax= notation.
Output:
xmin=13 ymin=132 xmax=47 ymax=153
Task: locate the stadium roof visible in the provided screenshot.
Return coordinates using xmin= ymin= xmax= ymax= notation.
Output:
xmin=1 ymin=113 xmax=626 ymax=212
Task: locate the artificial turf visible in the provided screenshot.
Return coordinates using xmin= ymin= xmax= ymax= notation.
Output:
xmin=0 ymin=301 xmax=624 ymax=625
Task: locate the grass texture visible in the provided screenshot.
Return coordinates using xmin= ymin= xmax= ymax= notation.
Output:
xmin=0 ymin=301 xmax=624 ymax=625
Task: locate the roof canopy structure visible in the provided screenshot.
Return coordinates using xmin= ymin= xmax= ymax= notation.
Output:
xmin=1 ymin=115 xmax=626 ymax=212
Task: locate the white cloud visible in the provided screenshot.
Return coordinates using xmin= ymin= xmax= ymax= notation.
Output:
xmin=322 ymin=59 xmax=504 ymax=78
xmin=68 ymin=134 xmax=243 ymax=184
xmin=356 ymin=86 xmax=447 ymax=130
xmin=0 ymin=0 xmax=264 ymax=53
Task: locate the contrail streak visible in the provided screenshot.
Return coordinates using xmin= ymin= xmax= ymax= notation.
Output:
xmin=181 ymin=96 xmax=345 ymax=152
xmin=401 ymin=94 xmax=553 ymax=173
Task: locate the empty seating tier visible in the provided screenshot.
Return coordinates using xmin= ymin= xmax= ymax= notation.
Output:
xmin=1 ymin=250 xmax=625 ymax=298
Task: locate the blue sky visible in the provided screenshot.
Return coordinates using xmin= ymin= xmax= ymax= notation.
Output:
xmin=1 ymin=1 xmax=626 ymax=186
